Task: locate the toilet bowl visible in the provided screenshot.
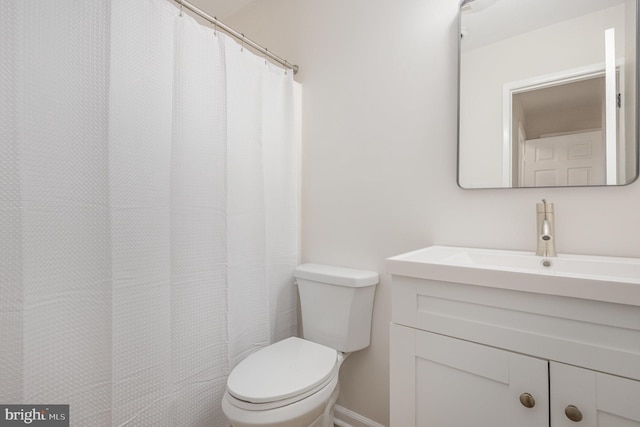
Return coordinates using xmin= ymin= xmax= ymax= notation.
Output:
xmin=221 ymin=264 xmax=378 ymax=427
xmin=221 ymin=337 xmax=345 ymax=427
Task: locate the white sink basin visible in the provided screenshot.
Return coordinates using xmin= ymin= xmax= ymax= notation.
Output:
xmin=386 ymin=246 xmax=640 ymax=306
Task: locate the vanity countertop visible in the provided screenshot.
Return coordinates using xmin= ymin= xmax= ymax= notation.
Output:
xmin=386 ymin=246 xmax=640 ymax=307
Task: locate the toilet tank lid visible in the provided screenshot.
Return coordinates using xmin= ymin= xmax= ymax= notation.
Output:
xmin=294 ymin=263 xmax=379 ymax=287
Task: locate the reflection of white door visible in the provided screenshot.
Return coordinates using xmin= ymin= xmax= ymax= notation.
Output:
xmin=521 ymin=130 xmax=604 ymax=186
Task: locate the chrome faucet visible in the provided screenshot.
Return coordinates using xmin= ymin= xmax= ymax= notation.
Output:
xmin=536 ymin=199 xmax=557 ymax=257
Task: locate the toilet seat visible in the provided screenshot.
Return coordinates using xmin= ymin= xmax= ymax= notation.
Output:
xmin=226 ymin=337 xmax=338 ymax=410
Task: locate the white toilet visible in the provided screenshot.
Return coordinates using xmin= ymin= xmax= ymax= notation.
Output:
xmin=221 ymin=263 xmax=379 ymax=427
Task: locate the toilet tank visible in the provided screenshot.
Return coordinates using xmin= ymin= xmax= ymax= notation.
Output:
xmin=294 ymin=264 xmax=378 ymax=353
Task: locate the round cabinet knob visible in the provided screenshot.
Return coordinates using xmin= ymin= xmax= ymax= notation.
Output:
xmin=519 ymin=393 xmax=536 ymax=408
xmin=565 ymin=405 xmax=583 ymax=422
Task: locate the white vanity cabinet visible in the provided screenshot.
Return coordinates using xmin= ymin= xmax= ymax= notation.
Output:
xmin=388 ymin=274 xmax=640 ymax=427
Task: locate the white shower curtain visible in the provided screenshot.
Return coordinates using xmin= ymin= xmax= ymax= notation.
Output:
xmin=0 ymin=0 xmax=299 ymax=425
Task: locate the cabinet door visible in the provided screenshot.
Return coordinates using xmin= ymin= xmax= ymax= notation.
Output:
xmin=390 ymin=324 xmax=549 ymax=427
xmin=551 ymin=362 xmax=640 ymax=427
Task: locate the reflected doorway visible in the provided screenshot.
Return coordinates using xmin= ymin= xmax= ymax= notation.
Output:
xmin=507 ymin=69 xmax=622 ymax=187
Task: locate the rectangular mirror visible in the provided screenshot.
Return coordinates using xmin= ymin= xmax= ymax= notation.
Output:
xmin=458 ymin=0 xmax=639 ymax=188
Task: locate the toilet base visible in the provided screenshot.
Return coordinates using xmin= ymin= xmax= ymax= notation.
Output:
xmin=319 ymin=380 xmax=339 ymax=427
xmin=222 ymin=377 xmax=340 ymax=427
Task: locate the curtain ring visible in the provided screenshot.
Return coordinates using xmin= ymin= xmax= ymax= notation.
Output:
xmin=284 ymin=60 xmax=289 ymax=75
xmin=264 ymin=48 xmax=268 ymax=66
xmin=241 ymin=34 xmax=245 ymax=52
xmin=179 ymin=0 xmax=184 ymax=17
xmin=213 ymin=17 xmax=218 ymax=36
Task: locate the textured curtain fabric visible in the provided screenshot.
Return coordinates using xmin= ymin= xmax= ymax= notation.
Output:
xmin=0 ymin=0 xmax=299 ymax=425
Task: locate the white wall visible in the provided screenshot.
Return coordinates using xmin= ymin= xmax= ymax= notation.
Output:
xmin=228 ymin=1 xmax=640 ymax=425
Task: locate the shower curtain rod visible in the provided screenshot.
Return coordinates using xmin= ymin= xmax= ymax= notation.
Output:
xmin=172 ymin=0 xmax=299 ymax=74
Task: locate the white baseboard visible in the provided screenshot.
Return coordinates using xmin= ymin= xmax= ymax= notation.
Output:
xmin=333 ymin=405 xmax=386 ymax=427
